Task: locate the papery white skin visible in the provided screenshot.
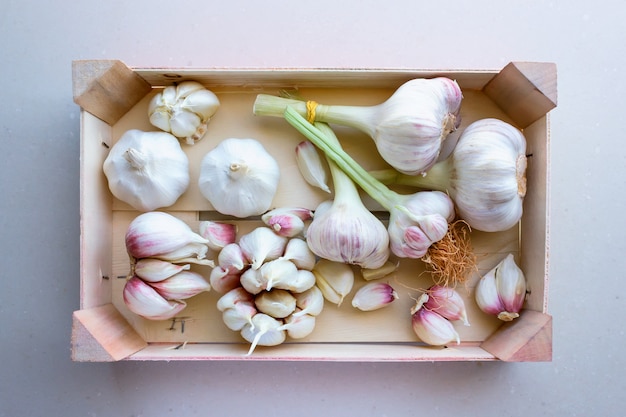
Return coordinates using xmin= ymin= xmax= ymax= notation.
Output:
xmin=351 ymin=282 xmax=399 ymax=311
xmin=133 ymin=258 xmax=191 ymax=283
xmin=278 ymin=238 xmax=316 ymax=271
xmin=103 ymin=129 xmax=190 ymax=212
xmin=292 ymin=286 xmax=324 ymax=317
xmin=198 ymin=138 xmax=280 ymax=218
xmin=209 ymin=266 xmax=242 ymax=294
xmin=312 ymin=259 xmax=354 ymax=306
xmin=295 ymin=140 xmax=331 ymax=193
xmin=148 ymin=81 xmax=220 ymax=145
xmin=424 ymin=285 xmax=470 ymax=326
xmin=240 ymin=313 xmax=286 ymax=355
xmin=125 ymin=212 xmax=210 ymax=260
xmin=306 ymin=123 xmax=390 ymax=269
xmin=475 ymin=253 xmax=526 ymax=321
xmin=254 ymin=289 xmax=297 ymax=319
xmin=278 ymin=312 xmax=316 ymax=339
xmin=123 ymin=276 xmax=186 ymax=320
xmin=254 ymin=77 xmax=463 ymax=175
xmin=239 ymin=227 xmax=288 ymax=270
xmin=147 ymin=270 xmax=210 ymax=300
xmin=198 ymin=221 xmax=237 ymax=251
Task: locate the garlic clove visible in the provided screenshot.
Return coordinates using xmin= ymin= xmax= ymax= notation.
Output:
xmin=123 ymin=276 xmax=186 ymax=320
xmin=152 ymin=241 xmax=213 ymax=265
xmin=148 ymin=109 xmax=171 ymax=132
xmin=259 ymin=259 xmax=299 ymax=291
xmin=361 ymin=261 xmax=399 ymax=281
xmin=278 ymin=312 xmax=316 ymax=339
xmin=292 ymin=285 xmax=324 ymax=317
xmin=351 ymin=282 xmax=399 ymax=311
xmin=240 ymin=267 xmax=268 ymax=295
xmin=147 ymin=270 xmax=210 ymax=300
xmin=198 ymin=221 xmax=237 ymax=251
xmin=278 ymin=238 xmax=316 ymax=271
xmin=424 ymin=285 xmax=469 ymax=326
xmin=133 ymin=258 xmax=191 ymax=283
xmin=312 ymin=259 xmax=354 ymax=306
xmin=181 ymin=89 xmax=220 ymax=120
xmin=217 ymin=287 xmax=255 ymax=312
xmin=125 ymin=212 xmax=210 ymax=260
xmin=475 ymin=253 xmax=526 ymax=321
xmin=209 ymin=266 xmax=243 ymax=294
xmin=170 ymin=108 xmax=201 ymax=138
xmin=217 ymin=243 xmax=247 ymax=274
xmin=254 ymin=289 xmax=297 ymax=319
xmin=295 ymin=140 xmax=331 ymax=193
xmin=238 ymin=227 xmax=288 ymax=270
xmin=475 ymin=267 xmax=505 ymax=316
xmin=240 ymin=313 xmax=286 ymax=355
xmin=261 ymin=207 xmax=314 ymax=238
xmin=222 ymin=303 xmax=257 ymax=331
xmin=279 ymin=269 xmax=317 ymax=293
xmin=411 ymin=306 xmax=460 ymax=346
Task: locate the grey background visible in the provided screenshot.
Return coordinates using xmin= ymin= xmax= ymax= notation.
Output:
xmin=2 ymin=0 xmax=624 ymax=415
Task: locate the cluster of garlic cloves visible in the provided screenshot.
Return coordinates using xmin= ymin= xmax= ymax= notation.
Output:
xmin=148 ymin=81 xmax=220 ymax=145
xmin=410 ymin=285 xmax=469 ymax=346
xmin=475 ymin=253 xmax=527 ymax=321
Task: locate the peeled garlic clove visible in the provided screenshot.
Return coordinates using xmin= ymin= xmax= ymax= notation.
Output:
xmin=198 ymin=221 xmax=237 ymax=251
xmin=424 ymin=285 xmax=469 ymax=326
xmin=295 ymin=140 xmax=331 ymax=193
xmin=209 ymin=266 xmax=243 ymax=294
xmin=239 ymin=227 xmax=288 ymax=269
xmin=125 ymin=212 xmax=210 ymax=260
xmin=411 ymin=306 xmax=460 ymax=346
xmin=133 ymin=258 xmax=191 ymax=282
xmin=255 ymin=289 xmax=297 ymax=319
xmin=292 ymin=285 xmax=324 ymax=317
xmin=361 ymin=261 xmax=399 ymax=281
xmin=147 ymin=270 xmax=210 ymax=300
xmin=279 ymin=238 xmax=316 ymax=271
xmin=351 ymin=282 xmax=398 ymax=311
xmin=475 ymin=254 xmax=526 ymax=321
xmin=259 ymin=259 xmax=299 ymax=291
xmin=217 ymin=287 xmax=255 ymax=312
xmin=123 ymin=276 xmax=186 ymax=320
xmin=240 ymin=313 xmax=286 ymax=355
xmin=312 ymin=259 xmax=354 ymax=306
xmin=278 ymin=312 xmax=316 ymax=339
xmin=217 ymin=243 xmax=247 ymax=274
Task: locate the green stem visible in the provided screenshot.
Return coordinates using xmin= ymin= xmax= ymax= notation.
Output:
xmin=284 ymin=107 xmax=397 ymax=211
xmin=369 ymin=159 xmax=453 ymax=193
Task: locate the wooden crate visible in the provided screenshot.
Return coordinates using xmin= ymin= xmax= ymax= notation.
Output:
xmin=71 ymin=60 xmax=556 ymax=362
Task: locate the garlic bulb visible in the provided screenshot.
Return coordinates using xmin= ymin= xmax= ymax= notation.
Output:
xmin=306 ymin=123 xmax=390 ymax=269
xmin=254 ymin=77 xmax=462 ymax=175
xmin=475 ymin=253 xmax=527 ymax=321
xmin=372 ymin=118 xmax=528 ymax=232
xmin=103 ymin=129 xmax=190 ymax=212
xmin=125 ymin=212 xmax=212 ymax=265
xmin=312 ymin=259 xmax=354 ymax=306
xmin=351 ymin=282 xmax=398 ymax=311
xmin=198 ymin=138 xmax=280 ymax=218
xmin=295 ymin=140 xmax=331 ymax=193
xmin=148 ymin=81 xmax=220 ymax=145
xmin=123 ymin=276 xmax=186 ymax=320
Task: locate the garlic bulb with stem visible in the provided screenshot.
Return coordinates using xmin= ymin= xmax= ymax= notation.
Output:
xmin=370 ymin=118 xmax=528 ymax=232
xmin=254 ymin=77 xmax=462 ymax=175
xmin=148 ymin=81 xmax=220 ymax=145
xmin=198 ymin=138 xmax=280 ymax=218
xmin=283 ymin=108 xmax=456 ymax=260
xmin=475 ymin=253 xmax=527 ymax=321
xmin=103 ymin=129 xmax=190 ymax=212
xmin=306 ymin=123 xmax=390 ymax=269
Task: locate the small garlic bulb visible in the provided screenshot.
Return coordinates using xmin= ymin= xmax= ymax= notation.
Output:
xmin=198 ymin=138 xmax=280 ymax=218
xmin=103 ymin=129 xmax=190 ymax=212
xmin=148 ymin=81 xmax=220 ymax=145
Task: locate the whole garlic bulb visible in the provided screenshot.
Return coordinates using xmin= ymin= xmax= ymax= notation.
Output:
xmin=103 ymin=129 xmax=190 ymax=212
xmin=148 ymin=81 xmax=220 ymax=145
xmin=198 ymin=138 xmax=280 ymax=218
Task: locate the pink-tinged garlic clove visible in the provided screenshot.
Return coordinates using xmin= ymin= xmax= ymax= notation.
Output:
xmin=475 ymin=253 xmax=526 ymax=322
xmin=147 ymin=270 xmax=210 ymax=300
xmin=238 ymin=227 xmax=288 ymax=270
xmin=133 ymin=258 xmax=191 ymax=283
xmin=351 ymin=282 xmax=399 ymax=312
xmin=198 ymin=220 xmax=237 ymax=251
xmin=123 ymin=276 xmax=186 ymax=320
xmin=424 ymin=285 xmax=469 ymax=326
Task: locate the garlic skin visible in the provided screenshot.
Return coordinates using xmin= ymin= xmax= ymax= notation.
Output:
xmin=198 ymin=221 xmax=237 ymax=251
xmin=198 ymin=138 xmax=280 ymax=218
xmin=255 ymin=289 xmax=297 ymax=319
xmin=351 ymin=282 xmax=399 ymax=311
xmin=424 ymin=285 xmax=469 ymax=326
xmin=148 ymin=81 xmax=220 ymax=145
xmin=123 ymin=276 xmax=186 ymax=320
xmin=125 ymin=212 xmax=211 ymax=262
xmin=475 ymin=253 xmax=527 ymax=321
xmin=147 ymin=270 xmax=210 ymax=300
xmin=295 ymin=140 xmax=331 ymax=193
xmin=133 ymin=258 xmax=191 ymax=283
xmin=103 ymin=129 xmax=190 ymax=212
xmin=238 ymin=227 xmax=288 ymax=270
xmin=241 ymin=314 xmax=286 ymax=355
xmin=312 ymin=259 xmax=354 ymax=306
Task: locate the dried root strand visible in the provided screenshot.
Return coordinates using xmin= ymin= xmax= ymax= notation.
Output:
xmin=422 ymin=220 xmax=477 ymax=288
